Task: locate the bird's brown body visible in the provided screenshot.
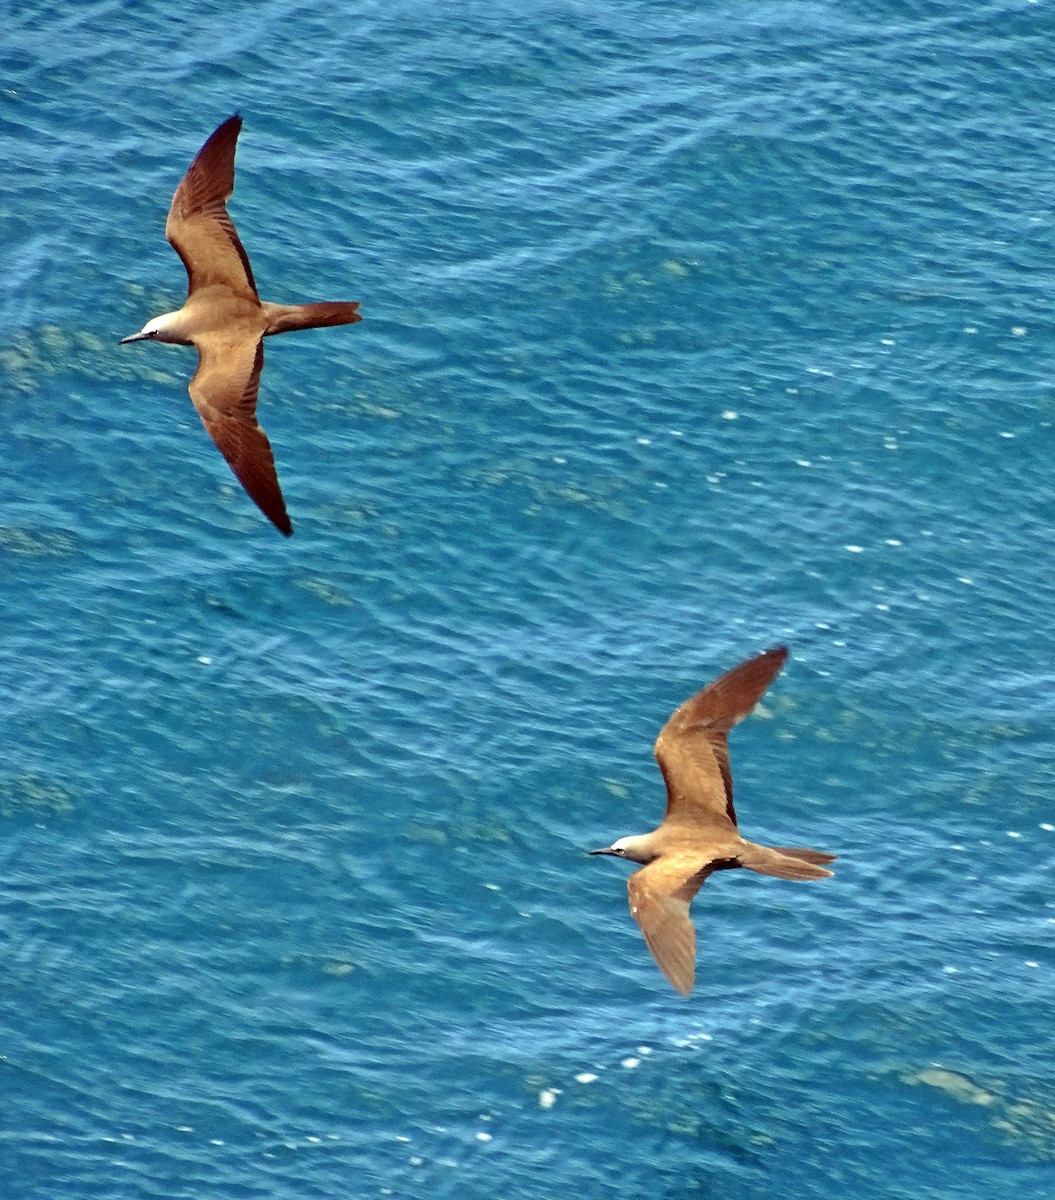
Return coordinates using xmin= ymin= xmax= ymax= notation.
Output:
xmin=120 ymin=114 xmax=361 ymax=535
xmin=591 ymin=646 xmax=835 ymax=996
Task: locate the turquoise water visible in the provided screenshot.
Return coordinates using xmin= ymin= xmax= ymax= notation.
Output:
xmin=3 ymin=1 xmax=1055 ymax=1196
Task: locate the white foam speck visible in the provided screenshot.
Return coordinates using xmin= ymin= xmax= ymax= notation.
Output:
xmin=176 ymin=1126 xmax=193 ymax=1133
xmin=885 ymin=538 xmax=902 ymax=546
xmin=721 ymin=410 xmax=738 ymax=421
xmin=636 ymin=437 xmax=651 ymax=445
xmin=621 ymin=1057 xmax=640 ymax=1069
xmin=475 ymin=1131 xmax=493 ymax=1143
xmin=669 ymin=429 xmax=684 ymax=437
xmin=796 ymin=459 xmax=812 ymax=467
xmin=845 ymin=545 xmax=864 ymax=554
xmin=1041 ymin=824 xmax=1054 ymax=832
xmin=1007 ymin=831 xmax=1022 ymax=838
xmin=198 ymin=656 xmax=212 ymax=665
xmin=1012 ymin=326 xmax=1027 ymax=336
xmin=552 ymin=456 xmax=566 ymax=464
xmin=210 ymin=1139 xmax=224 ymax=1146
xmin=637 ymin=1046 xmax=652 ymax=1055
xmin=1026 ymin=961 xmax=1039 ymax=968
xmin=538 ymin=1089 xmax=559 ymax=1109
xmin=483 ymin=882 xmax=501 ymax=891
xmin=881 ymin=338 xmax=895 ymax=345
xmin=963 ymin=326 xmax=978 ymax=334
xmin=999 ymin=431 xmax=1016 ymax=439
xmin=786 ymin=387 xmax=799 ymax=394
xmin=943 ymin=966 xmax=958 ymax=974
xmin=575 ymin=1073 xmax=598 ymax=1084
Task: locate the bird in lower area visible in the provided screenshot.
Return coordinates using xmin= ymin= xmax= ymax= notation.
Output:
xmin=120 ymin=114 xmax=362 ymax=536
xmin=590 ymin=646 xmax=835 ymax=996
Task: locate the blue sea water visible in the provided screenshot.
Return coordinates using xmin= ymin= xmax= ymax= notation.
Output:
xmin=3 ymin=0 xmax=1055 ymax=1196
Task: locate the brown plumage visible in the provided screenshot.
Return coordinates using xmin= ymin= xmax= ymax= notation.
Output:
xmin=120 ymin=114 xmax=362 ymax=536
xmin=590 ymin=646 xmax=835 ymax=996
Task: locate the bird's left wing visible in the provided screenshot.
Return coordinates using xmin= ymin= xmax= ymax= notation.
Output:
xmin=187 ymin=332 xmax=292 ymax=536
xmin=627 ymin=855 xmax=716 ymax=996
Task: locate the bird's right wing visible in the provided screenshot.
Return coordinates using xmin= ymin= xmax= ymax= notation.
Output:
xmin=627 ymin=856 xmax=715 ymax=997
xmin=654 ymin=646 xmax=788 ymax=830
xmin=187 ymin=332 xmax=292 ymax=536
xmin=165 ymin=114 xmax=259 ymax=299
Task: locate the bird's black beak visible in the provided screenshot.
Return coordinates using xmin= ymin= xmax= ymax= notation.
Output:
xmin=589 ymin=847 xmax=618 ymax=856
xmin=119 ymin=332 xmax=149 ymax=345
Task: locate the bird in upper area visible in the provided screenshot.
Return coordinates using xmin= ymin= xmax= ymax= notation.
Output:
xmin=120 ymin=114 xmax=362 ymax=536
xmin=590 ymin=646 xmax=835 ymax=996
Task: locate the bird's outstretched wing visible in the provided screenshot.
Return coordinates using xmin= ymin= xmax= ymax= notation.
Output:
xmin=166 ymin=114 xmax=258 ymax=299
xmin=187 ymin=332 xmax=291 ymax=536
xmin=654 ymin=646 xmax=788 ymax=830
xmin=627 ymin=855 xmax=717 ymax=996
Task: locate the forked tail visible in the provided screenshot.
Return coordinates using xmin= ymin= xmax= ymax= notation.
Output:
xmin=263 ymin=301 xmax=362 ymax=335
xmin=737 ymin=841 xmax=836 ymax=880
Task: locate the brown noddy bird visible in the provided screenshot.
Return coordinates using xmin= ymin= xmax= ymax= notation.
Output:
xmin=119 ymin=114 xmax=362 ymax=536
xmin=590 ymin=646 xmax=835 ymax=996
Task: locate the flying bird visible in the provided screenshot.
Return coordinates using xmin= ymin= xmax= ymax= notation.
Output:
xmin=120 ymin=114 xmax=362 ymax=536
xmin=591 ymin=646 xmax=835 ymax=996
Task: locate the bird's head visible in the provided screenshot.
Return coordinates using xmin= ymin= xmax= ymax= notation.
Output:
xmin=119 ymin=311 xmax=190 ymax=346
xmin=589 ymin=834 xmax=657 ymax=865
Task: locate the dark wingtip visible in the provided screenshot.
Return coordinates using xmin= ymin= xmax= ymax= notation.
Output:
xmin=211 ymin=113 xmax=243 ymax=138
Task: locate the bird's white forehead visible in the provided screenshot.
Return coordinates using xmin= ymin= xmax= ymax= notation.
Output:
xmin=611 ymin=836 xmax=634 ymax=851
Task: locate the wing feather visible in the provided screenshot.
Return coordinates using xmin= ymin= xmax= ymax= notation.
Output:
xmin=627 ymin=857 xmax=715 ymax=996
xmin=165 ymin=114 xmax=258 ymax=299
xmin=654 ymin=646 xmax=788 ymax=829
xmin=187 ymin=334 xmax=291 ymax=535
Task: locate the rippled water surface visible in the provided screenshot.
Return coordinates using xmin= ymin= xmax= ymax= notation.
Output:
xmin=3 ymin=2 xmax=1055 ymax=1197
